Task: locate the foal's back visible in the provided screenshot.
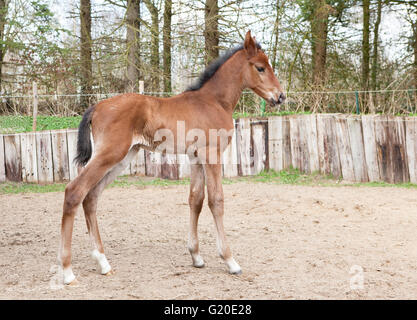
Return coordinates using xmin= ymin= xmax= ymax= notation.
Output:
xmin=90 ymin=92 xmax=234 ymax=145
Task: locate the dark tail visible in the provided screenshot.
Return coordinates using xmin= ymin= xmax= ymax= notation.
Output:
xmin=74 ymin=105 xmax=96 ymax=167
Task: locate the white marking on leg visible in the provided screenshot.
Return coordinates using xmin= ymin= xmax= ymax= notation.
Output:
xmin=216 ymin=235 xmax=241 ymax=274
xmin=57 ymin=240 xmax=62 ymax=264
xmin=92 ymin=249 xmax=112 ymax=274
xmin=226 ymin=257 xmax=242 ymax=274
xmin=216 ymin=235 xmax=223 ymax=257
xmin=192 ymin=254 xmax=205 ymax=268
xmin=63 ymin=267 xmax=76 ymax=285
xmin=188 ymin=232 xmax=205 ymax=268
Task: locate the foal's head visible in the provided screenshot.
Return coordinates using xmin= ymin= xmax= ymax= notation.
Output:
xmin=241 ymin=31 xmax=285 ymax=106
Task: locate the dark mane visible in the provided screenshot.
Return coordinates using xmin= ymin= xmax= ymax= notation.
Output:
xmin=185 ymin=42 xmax=262 ymax=92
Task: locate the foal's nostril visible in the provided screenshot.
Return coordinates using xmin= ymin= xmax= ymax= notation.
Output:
xmin=278 ymin=93 xmax=286 ymax=104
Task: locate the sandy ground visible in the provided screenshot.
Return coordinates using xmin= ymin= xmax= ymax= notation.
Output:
xmin=1 ymin=182 xmax=417 ymax=299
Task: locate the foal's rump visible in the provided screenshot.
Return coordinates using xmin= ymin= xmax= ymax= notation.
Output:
xmin=75 ymin=95 xmax=146 ymax=170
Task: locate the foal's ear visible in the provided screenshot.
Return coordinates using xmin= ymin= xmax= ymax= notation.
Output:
xmin=244 ymin=30 xmax=257 ymax=59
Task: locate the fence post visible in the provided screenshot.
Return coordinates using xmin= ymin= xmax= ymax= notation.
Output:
xmin=139 ymin=80 xmax=144 ymax=95
xmin=355 ymin=91 xmax=360 ymax=115
xmin=32 ymin=82 xmax=38 ymax=131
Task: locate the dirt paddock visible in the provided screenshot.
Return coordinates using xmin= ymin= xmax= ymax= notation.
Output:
xmin=1 ymin=181 xmax=417 ymax=299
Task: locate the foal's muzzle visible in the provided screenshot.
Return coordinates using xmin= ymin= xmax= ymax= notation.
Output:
xmin=269 ymin=92 xmax=286 ymax=106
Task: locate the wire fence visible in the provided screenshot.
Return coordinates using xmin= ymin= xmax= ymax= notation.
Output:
xmin=0 ymin=89 xmax=416 ymax=116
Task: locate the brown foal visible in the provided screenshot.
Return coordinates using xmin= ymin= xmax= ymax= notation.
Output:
xmin=59 ymin=31 xmax=285 ymax=284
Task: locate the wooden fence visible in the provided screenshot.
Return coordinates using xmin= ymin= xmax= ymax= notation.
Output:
xmin=0 ymin=114 xmax=416 ymax=184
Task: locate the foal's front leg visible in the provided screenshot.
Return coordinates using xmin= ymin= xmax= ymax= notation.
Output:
xmin=204 ymin=164 xmax=241 ymax=274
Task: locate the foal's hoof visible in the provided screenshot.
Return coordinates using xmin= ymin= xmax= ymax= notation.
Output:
xmin=66 ymin=278 xmax=80 ymax=286
xmin=226 ymin=258 xmax=242 ymax=275
xmin=191 ymin=254 xmax=205 ymax=268
xmin=229 ymin=269 xmax=242 ymax=275
xmin=104 ymin=269 xmax=115 ymax=276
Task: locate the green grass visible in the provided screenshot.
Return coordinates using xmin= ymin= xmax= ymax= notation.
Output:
xmin=0 ymin=176 xmax=189 ymax=194
xmin=0 ymin=115 xmax=82 ymax=133
xmin=235 ymin=167 xmax=337 ymax=185
xmin=110 ymin=176 xmax=190 ymax=188
xmin=0 ymin=182 xmax=67 ymax=194
xmin=1 ymin=168 xmax=416 ymax=195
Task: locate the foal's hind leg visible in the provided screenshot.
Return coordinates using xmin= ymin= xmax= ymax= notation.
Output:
xmin=82 ymin=146 xmax=140 ymax=276
xmin=188 ymin=164 xmax=205 ymax=268
xmin=60 ymin=149 xmax=129 ymax=284
xmin=204 ymin=163 xmax=241 ymax=274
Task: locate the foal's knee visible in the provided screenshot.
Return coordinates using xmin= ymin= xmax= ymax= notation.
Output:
xmin=208 ymin=193 xmax=224 ymax=213
xmin=189 ymin=188 xmax=205 ymax=211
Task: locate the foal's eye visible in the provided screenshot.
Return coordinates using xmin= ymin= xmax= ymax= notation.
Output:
xmin=256 ymin=66 xmax=265 ymax=73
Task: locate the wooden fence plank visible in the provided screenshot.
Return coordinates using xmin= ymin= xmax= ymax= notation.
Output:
xmin=305 ymin=114 xmax=319 ymax=173
xmin=405 ymin=117 xmax=417 ymax=184
xmin=289 ymin=116 xmax=301 ymax=171
xmin=236 ymin=118 xmax=252 ymax=176
xmin=251 ymin=121 xmax=268 ymax=174
xmin=51 ymin=130 xmax=70 ymax=182
xmin=282 ymin=116 xmax=292 ymax=170
xmin=362 ymin=115 xmax=380 ymax=181
xmin=290 ymin=116 xmax=310 ymax=173
xmin=316 ymin=115 xmax=326 ymax=173
xmin=145 ymin=151 xmax=162 ymax=177
xmin=335 ymin=115 xmax=355 ymax=181
xmin=178 ymin=154 xmax=191 ymax=179
xmin=120 ymin=161 xmax=131 ymax=176
xmin=317 ymin=114 xmax=341 ymax=178
xmin=299 ymin=116 xmax=311 ymax=173
xmin=4 ymin=134 xmax=22 ymax=182
xmin=374 ymin=116 xmax=409 ymax=183
xmin=161 ymin=153 xmax=179 ymax=180
xmin=268 ymin=116 xmax=283 ymax=172
xmin=131 ymin=148 xmax=146 ymax=176
xmin=66 ymin=129 xmax=79 ymax=181
xmin=347 ymin=116 xmax=368 ymax=182
xmin=374 ymin=115 xmax=390 ymax=182
xmin=20 ymin=132 xmax=38 ymax=182
xmin=36 ymin=131 xmax=54 ymax=183
xmin=392 ymin=117 xmax=409 ymax=183
xmin=0 ymin=135 xmax=6 ymax=182
xmin=222 ymin=122 xmax=238 ymax=177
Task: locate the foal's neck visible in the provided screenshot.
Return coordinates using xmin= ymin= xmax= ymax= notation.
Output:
xmin=201 ymin=51 xmax=246 ymax=114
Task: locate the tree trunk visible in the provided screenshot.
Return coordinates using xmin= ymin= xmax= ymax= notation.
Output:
xmin=371 ymin=0 xmax=382 ymax=92
xmin=126 ymin=0 xmax=141 ymax=92
xmin=362 ymin=0 xmax=370 ymax=103
xmin=371 ymin=0 xmax=382 ymax=113
xmin=144 ymin=0 xmax=159 ymax=92
xmin=271 ymin=0 xmax=281 ymax=71
xmin=0 ymin=0 xmax=7 ymax=94
xmin=163 ymin=0 xmax=172 ymax=95
xmin=413 ymin=11 xmax=417 ymax=90
xmin=80 ymin=0 xmax=92 ymax=110
xmin=204 ymin=0 xmax=219 ymax=65
xmin=311 ymin=0 xmax=329 ymax=87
